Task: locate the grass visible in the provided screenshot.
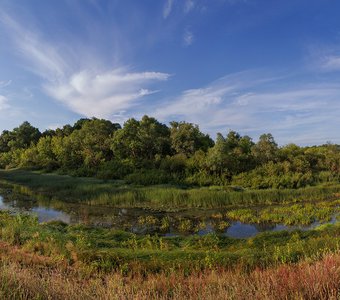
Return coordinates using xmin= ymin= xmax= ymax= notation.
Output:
xmin=226 ymin=202 xmax=339 ymax=226
xmin=2 ymin=169 xmax=340 ymax=210
xmin=1 ymin=211 xmax=340 ymax=274
xmin=2 ymin=169 xmax=340 ymax=298
xmin=1 ymin=239 xmax=340 ymax=299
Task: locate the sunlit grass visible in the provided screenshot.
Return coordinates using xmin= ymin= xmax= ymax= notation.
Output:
xmin=0 ymin=210 xmax=340 ymax=273
xmin=2 ymin=170 xmax=340 ymax=298
xmin=1 ymin=214 xmax=340 ymax=299
xmin=2 ymin=169 xmax=340 ymax=210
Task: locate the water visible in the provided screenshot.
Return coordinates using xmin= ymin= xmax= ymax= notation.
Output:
xmin=0 ymin=189 xmax=337 ymax=238
xmin=0 ymin=196 xmax=9 ymax=209
xmin=31 ymin=207 xmax=71 ymax=223
xmin=227 ymin=222 xmax=260 ymax=238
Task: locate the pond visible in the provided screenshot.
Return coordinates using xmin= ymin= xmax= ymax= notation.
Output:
xmin=0 ymin=188 xmax=337 ymax=239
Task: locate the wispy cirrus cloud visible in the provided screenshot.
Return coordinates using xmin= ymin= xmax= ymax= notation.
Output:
xmin=183 ymin=28 xmax=194 ymax=46
xmin=1 ymin=12 xmax=70 ymax=81
xmin=307 ymin=44 xmax=340 ymax=72
xmin=320 ymin=55 xmax=340 ymax=71
xmin=0 ymin=80 xmax=11 ymax=112
xmin=0 ymin=95 xmax=9 ymax=111
xmin=163 ymin=0 xmax=175 ymax=19
xmin=1 ymin=11 xmax=170 ymax=119
xmin=184 ymin=0 xmax=195 ymax=13
xmin=154 ymin=71 xmax=340 ymax=145
xmin=0 ymin=80 xmax=12 ymax=88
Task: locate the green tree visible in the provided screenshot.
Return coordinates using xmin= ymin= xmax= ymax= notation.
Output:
xmin=7 ymin=122 xmax=41 ymax=150
xmin=51 ymin=135 xmax=82 ymax=170
xmin=206 ymin=133 xmax=228 ymax=177
xmin=36 ymin=136 xmax=58 ymax=169
xmin=112 ymin=115 xmax=171 ymax=163
xmin=252 ymin=133 xmax=278 ymax=165
xmin=71 ymin=118 xmax=120 ymax=167
xmin=170 ymin=121 xmax=214 ymax=156
xmin=0 ymin=130 xmax=13 ymax=153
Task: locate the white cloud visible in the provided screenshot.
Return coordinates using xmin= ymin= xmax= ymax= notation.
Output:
xmin=163 ymin=0 xmax=174 ymax=19
xmin=47 ymin=124 xmax=63 ymax=130
xmin=321 ymin=55 xmax=340 ymax=71
xmin=0 ymin=80 xmax=12 ymax=89
xmin=307 ymin=45 xmax=340 ymax=72
xmin=1 ymin=12 xmax=70 ymax=81
xmin=0 ymin=95 xmax=9 ymax=110
xmin=154 ymin=72 xmax=340 ymax=145
xmin=45 ymin=69 xmax=169 ymax=118
xmin=1 ymin=12 xmax=170 ymax=119
xmin=183 ymin=29 xmax=194 ymax=46
xmin=184 ymin=0 xmax=195 ymax=13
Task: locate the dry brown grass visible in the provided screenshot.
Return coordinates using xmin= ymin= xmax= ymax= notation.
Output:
xmin=1 ymin=241 xmax=340 ymax=299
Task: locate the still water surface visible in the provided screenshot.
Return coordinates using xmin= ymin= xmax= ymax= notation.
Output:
xmin=0 ymin=191 xmax=336 ymax=238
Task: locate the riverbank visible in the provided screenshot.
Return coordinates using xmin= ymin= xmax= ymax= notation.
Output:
xmin=1 ymin=236 xmax=340 ymax=299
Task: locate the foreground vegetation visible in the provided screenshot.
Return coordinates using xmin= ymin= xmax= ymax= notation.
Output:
xmin=0 ymin=210 xmax=340 ymax=273
xmin=1 ymin=170 xmax=340 ymax=298
xmin=0 ymin=210 xmax=340 ymax=299
xmin=1 ymin=243 xmax=340 ymax=299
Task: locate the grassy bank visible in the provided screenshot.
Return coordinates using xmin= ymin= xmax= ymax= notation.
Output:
xmin=0 ymin=211 xmax=340 ymax=273
xmin=1 ymin=169 xmax=340 ymax=210
xmin=1 ymin=249 xmax=340 ymax=299
xmin=1 ymin=218 xmax=340 ymax=299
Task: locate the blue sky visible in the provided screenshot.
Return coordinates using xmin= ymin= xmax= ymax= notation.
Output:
xmin=1 ymin=0 xmax=340 ymax=145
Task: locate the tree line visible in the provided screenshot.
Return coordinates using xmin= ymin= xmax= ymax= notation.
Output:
xmin=1 ymin=115 xmax=340 ymax=188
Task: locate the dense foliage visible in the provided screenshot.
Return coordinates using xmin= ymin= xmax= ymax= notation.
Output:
xmin=1 ymin=116 xmax=340 ymax=188
xmin=2 ymin=210 xmax=340 ymax=299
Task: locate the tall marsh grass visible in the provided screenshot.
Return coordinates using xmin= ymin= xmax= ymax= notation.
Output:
xmin=1 ymin=243 xmax=340 ymax=299
xmin=2 ymin=169 xmax=340 ymax=209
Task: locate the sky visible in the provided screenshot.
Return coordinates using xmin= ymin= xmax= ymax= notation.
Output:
xmin=1 ymin=0 xmax=340 ymax=145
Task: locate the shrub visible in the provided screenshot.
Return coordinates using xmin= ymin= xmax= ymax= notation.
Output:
xmin=124 ymin=169 xmax=173 ymax=185
xmin=96 ymin=160 xmax=134 ymax=180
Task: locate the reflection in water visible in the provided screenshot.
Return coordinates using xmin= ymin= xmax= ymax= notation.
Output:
xmin=0 ymin=196 xmax=9 ymax=209
xmin=226 ymin=222 xmax=259 ymax=238
xmin=197 ymin=222 xmax=215 ymax=236
xmin=0 ymin=189 xmax=337 ymax=238
xmin=31 ymin=207 xmax=71 ymax=223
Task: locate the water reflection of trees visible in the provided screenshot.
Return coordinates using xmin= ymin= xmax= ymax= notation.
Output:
xmin=254 ymin=223 xmax=277 ymax=232
xmin=1 ymin=186 xmax=309 ymax=238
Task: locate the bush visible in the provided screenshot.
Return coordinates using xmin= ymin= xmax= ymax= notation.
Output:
xmin=124 ymin=169 xmax=173 ymax=185
xmin=96 ymin=160 xmax=134 ymax=180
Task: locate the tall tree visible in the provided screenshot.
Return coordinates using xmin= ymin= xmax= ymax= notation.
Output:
xmin=112 ymin=115 xmax=171 ymax=162
xmin=71 ymin=118 xmax=120 ymax=167
xmin=7 ymin=121 xmax=41 ymax=150
xmin=0 ymin=130 xmax=13 ymax=153
xmin=252 ymin=133 xmax=278 ymax=165
xmin=170 ymin=121 xmax=214 ymax=156
xmin=206 ymin=133 xmax=228 ymax=176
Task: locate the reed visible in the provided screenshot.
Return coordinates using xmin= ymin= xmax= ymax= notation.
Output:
xmin=2 ymin=169 xmax=340 ymax=210
xmin=1 ymin=241 xmax=340 ymax=299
